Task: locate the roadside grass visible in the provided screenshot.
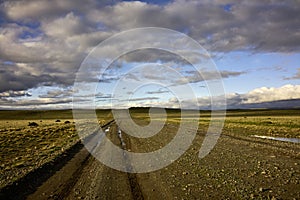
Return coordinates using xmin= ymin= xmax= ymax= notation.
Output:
xmin=223 ymin=116 xmax=300 ymax=138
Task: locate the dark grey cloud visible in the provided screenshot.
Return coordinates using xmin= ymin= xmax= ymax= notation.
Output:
xmin=95 ymin=93 xmax=112 ymax=99
xmin=146 ymin=89 xmax=170 ymax=94
xmin=121 ymin=97 xmax=160 ymax=102
xmin=0 ymin=62 xmax=53 ymax=93
xmin=175 ymin=70 xmax=245 ymax=85
xmin=98 ymin=77 xmax=119 ymax=83
xmin=107 ymin=66 xmax=245 ymax=86
xmin=0 ymin=61 xmax=77 ymax=93
xmin=118 ymin=48 xmax=188 ymax=64
xmin=0 ymin=98 xmax=15 ymax=107
xmin=38 ymin=88 xmax=74 ymax=98
xmin=220 ymin=70 xmax=245 ymax=78
xmin=229 ymin=99 xmax=300 ymax=109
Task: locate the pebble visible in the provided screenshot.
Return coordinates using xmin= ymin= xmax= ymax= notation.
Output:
xmin=259 ymin=187 xmax=270 ymax=192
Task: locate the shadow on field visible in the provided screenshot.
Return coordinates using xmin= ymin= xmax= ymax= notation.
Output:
xmin=0 ymin=141 xmax=84 ymax=200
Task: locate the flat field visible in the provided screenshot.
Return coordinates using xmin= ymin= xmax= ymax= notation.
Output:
xmin=0 ymin=109 xmax=112 ymax=188
xmin=0 ymin=109 xmax=299 ymax=199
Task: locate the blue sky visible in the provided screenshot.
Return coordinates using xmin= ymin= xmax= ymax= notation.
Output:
xmin=0 ymin=0 xmax=300 ymax=109
xmin=215 ymin=51 xmax=300 ymax=93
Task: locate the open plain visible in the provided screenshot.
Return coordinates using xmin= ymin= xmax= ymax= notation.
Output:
xmin=0 ymin=109 xmax=299 ymax=199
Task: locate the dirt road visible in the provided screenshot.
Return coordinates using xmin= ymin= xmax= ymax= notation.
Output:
xmin=2 ymin=120 xmax=299 ymax=199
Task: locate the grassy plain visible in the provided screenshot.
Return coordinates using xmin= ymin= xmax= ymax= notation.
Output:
xmin=0 ymin=108 xmax=299 ymax=198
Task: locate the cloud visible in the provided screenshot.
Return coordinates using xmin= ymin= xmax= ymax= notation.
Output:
xmin=139 ymin=84 xmax=300 ymax=109
xmin=0 ymin=97 xmax=72 ymax=107
xmin=122 ymin=97 xmax=160 ymax=102
xmin=1 ymin=0 xmax=106 ymax=21
xmin=234 ymin=99 xmax=300 ymax=109
xmin=1 ymin=0 xmax=300 ymax=109
xmin=102 ymin=84 xmax=300 ymax=109
xmin=124 ymin=73 xmax=140 ymax=82
xmin=220 ymin=70 xmax=245 ymax=78
xmin=0 ymin=90 xmax=31 ymax=98
xmin=1 ymin=0 xmax=299 ymax=59
xmin=175 ymin=70 xmax=245 ymax=85
xmin=38 ymin=88 xmax=75 ymax=98
xmin=146 ymin=89 xmax=170 ymax=94
xmin=42 ymin=12 xmax=90 ymax=38
xmin=0 ymin=62 xmax=55 ymax=93
xmin=242 ymin=84 xmax=300 ymax=104
xmin=118 ymin=63 xmax=244 ymax=86
xmin=284 ymin=68 xmax=300 ymax=80
xmin=95 ymin=93 xmax=112 ymax=99
xmin=220 ymin=84 xmax=300 ymax=109
xmin=1 ymin=84 xmax=299 ymax=109
xmin=118 ymin=49 xmax=187 ymax=65
xmin=85 ymin=0 xmax=300 ymax=52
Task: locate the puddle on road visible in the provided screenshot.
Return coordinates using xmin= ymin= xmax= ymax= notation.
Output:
xmin=252 ymin=135 xmax=300 ymax=143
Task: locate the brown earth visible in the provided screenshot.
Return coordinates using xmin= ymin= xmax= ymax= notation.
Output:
xmin=1 ymin=119 xmax=299 ymax=200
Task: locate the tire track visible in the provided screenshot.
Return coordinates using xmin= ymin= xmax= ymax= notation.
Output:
xmin=116 ymin=126 xmax=144 ymax=200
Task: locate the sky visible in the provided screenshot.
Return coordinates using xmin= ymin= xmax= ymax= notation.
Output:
xmin=0 ymin=0 xmax=300 ymax=110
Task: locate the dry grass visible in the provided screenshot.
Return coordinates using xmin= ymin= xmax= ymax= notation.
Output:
xmin=0 ymin=119 xmax=78 ymax=188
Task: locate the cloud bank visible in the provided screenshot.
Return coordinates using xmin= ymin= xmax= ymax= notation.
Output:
xmin=1 ymin=84 xmax=299 ymax=109
xmin=0 ymin=0 xmax=299 ymax=109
